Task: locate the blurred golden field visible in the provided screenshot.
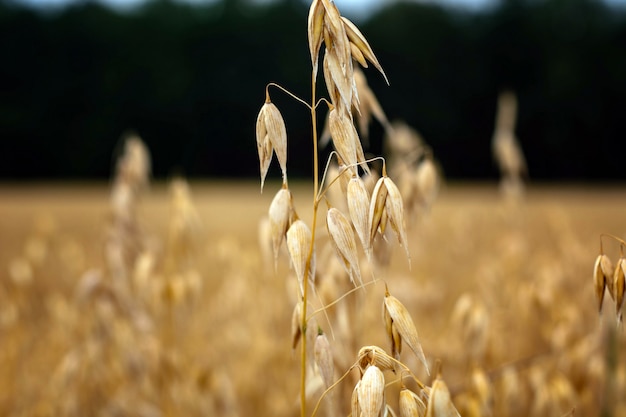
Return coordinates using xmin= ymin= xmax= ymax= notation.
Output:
xmin=1 ymin=180 xmax=625 ymax=417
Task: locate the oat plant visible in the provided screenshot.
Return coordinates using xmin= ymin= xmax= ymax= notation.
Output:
xmin=255 ymin=2 xmax=455 ymax=416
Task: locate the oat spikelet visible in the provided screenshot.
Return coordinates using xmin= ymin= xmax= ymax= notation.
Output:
xmin=347 ymin=175 xmax=372 ymax=259
xmin=341 ymin=16 xmax=388 ymax=85
xmin=368 ymin=175 xmax=411 ymax=265
xmin=399 ymin=388 xmax=426 ymax=417
xmin=614 ymin=257 xmax=626 ymax=321
xmin=256 ymin=100 xmax=288 ymax=188
xmin=357 ymin=345 xmax=396 ymax=373
xmin=594 ymin=254 xmax=613 ymax=313
xmin=286 ymin=219 xmax=315 ymax=296
xmin=384 ymin=176 xmax=411 ymax=265
xmin=291 ymin=301 xmax=303 ymax=349
xmin=426 ymin=377 xmax=461 ymax=417
xmin=307 ymin=0 xmax=325 ymax=79
xmin=358 ymin=365 xmax=386 ymax=417
xmin=383 ymin=290 xmax=429 ymax=374
xmin=269 ymin=187 xmax=293 ymax=268
xmin=328 ymin=108 xmax=358 ymax=175
xmin=326 ymin=207 xmax=362 ymax=287
xmin=314 ymin=331 xmax=334 ymax=389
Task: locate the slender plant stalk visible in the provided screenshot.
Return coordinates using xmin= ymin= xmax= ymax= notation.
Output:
xmin=301 ymin=69 xmax=320 ymax=417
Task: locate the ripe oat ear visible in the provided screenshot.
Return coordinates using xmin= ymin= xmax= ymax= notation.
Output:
xmin=594 ymin=254 xmax=607 ymax=313
xmin=328 ymin=108 xmax=358 ymax=175
xmin=383 ymin=176 xmax=411 ymax=266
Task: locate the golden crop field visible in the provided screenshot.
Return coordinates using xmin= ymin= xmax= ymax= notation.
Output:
xmin=1 ymin=179 xmax=624 ymax=417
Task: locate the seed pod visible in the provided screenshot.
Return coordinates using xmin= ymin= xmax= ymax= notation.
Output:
xmin=314 ymin=332 xmax=334 ymax=389
xmin=358 ymin=365 xmax=385 ymax=417
xmin=326 ymin=207 xmax=362 ymax=287
xmin=426 ymin=377 xmax=461 ymax=417
xmin=347 ymin=175 xmax=372 ymax=259
xmin=286 ymin=220 xmax=315 ymax=296
xmin=383 ymin=291 xmax=429 ymax=375
xmin=307 ymin=0 xmax=325 ymax=78
xmin=399 ymin=388 xmax=426 ymax=417
xmin=268 ymin=187 xmax=293 ymax=268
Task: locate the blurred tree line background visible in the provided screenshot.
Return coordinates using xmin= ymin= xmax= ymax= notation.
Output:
xmin=1 ymin=0 xmax=625 ymax=181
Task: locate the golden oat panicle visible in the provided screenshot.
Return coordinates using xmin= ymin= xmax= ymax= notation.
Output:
xmin=383 ymin=290 xmax=429 ymax=375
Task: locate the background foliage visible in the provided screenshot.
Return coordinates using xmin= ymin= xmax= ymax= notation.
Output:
xmin=1 ymin=0 xmax=625 ymax=180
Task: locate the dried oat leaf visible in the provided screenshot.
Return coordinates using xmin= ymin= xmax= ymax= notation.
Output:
xmin=384 ymin=292 xmax=429 ymax=374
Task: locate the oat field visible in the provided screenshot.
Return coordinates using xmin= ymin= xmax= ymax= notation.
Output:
xmin=0 ymin=180 xmax=624 ymax=417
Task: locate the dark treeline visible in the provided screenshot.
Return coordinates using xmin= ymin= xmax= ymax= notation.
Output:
xmin=1 ymin=0 xmax=625 ymax=181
